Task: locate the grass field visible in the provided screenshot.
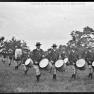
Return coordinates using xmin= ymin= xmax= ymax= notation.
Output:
xmin=0 ymin=57 xmax=94 ymax=92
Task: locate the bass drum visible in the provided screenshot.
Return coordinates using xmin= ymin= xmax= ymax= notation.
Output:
xmin=39 ymin=58 xmax=52 ymax=71
xmin=55 ymin=59 xmax=65 ymax=72
xmin=76 ymin=59 xmax=86 ymax=70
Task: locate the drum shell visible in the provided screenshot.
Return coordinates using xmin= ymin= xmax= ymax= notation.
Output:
xmin=92 ymin=65 xmax=94 ymax=69
xmin=26 ymin=62 xmax=33 ymax=68
xmin=56 ymin=63 xmax=66 ymax=72
xmin=55 ymin=59 xmax=66 ymax=72
xmin=76 ymin=63 xmax=86 ymax=70
xmin=76 ymin=59 xmax=86 ymax=70
xmin=25 ymin=58 xmax=33 ymax=68
xmin=92 ymin=62 xmax=94 ymax=69
xmin=76 ymin=65 xmax=86 ymax=70
xmin=39 ymin=61 xmax=52 ymax=71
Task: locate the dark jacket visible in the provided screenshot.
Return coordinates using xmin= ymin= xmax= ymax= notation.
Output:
xmin=68 ymin=51 xmax=78 ymax=65
xmin=32 ymin=48 xmax=44 ymax=64
xmin=48 ymin=49 xmax=59 ymax=63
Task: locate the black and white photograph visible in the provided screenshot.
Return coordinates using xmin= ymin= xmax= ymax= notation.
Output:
xmin=0 ymin=2 xmax=94 ymax=92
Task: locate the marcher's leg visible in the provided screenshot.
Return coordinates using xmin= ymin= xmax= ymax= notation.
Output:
xmin=49 ymin=62 xmax=52 ymax=73
xmin=9 ymin=59 xmax=12 ymax=66
xmin=15 ymin=61 xmax=19 ymax=70
xmin=24 ymin=66 xmax=29 ymax=75
xmin=52 ymin=65 xmax=56 ymax=80
xmin=88 ymin=67 xmax=93 ymax=79
xmin=71 ymin=66 xmax=76 ymax=79
xmin=34 ymin=65 xmax=41 ymax=82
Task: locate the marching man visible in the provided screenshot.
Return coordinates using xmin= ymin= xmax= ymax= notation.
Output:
xmin=14 ymin=46 xmax=23 ymax=70
xmin=68 ymin=49 xmax=78 ymax=79
xmin=49 ymin=44 xmax=59 ymax=80
xmin=32 ymin=42 xmax=44 ymax=82
xmin=86 ymin=49 xmax=93 ymax=79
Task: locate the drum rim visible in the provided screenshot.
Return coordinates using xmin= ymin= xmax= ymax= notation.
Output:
xmin=55 ymin=59 xmax=64 ymax=68
xmin=39 ymin=58 xmax=49 ymax=68
xmin=76 ymin=59 xmax=86 ymax=67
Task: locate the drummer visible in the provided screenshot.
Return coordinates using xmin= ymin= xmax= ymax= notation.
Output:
xmin=71 ymin=62 xmax=77 ymax=79
xmin=24 ymin=54 xmax=33 ymax=75
xmin=48 ymin=44 xmax=59 ymax=80
xmin=68 ymin=49 xmax=78 ymax=79
xmin=8 ymin=49 xmax=14 ymax=66
xmin=86 ymin=49 xmax=93 ymax=79
xmin=32 ymin=42 xmax=44 ymax=82
xmin=61 ymin=51 xmax=66 ymax=60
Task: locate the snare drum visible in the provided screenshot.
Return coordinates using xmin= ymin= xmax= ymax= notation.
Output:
xmin=64 ymin=58 xmax=68 ymax=64
xmin=55 ymin=59 xmax=65 ymax=72
xmin=92 ymin=61 xmax=94 ymax=69
xmin=25 ymin=58 xmax=33 ymax=67
xmin=39 ymin=58 xmax=52 ymax=71
xmin=76 ymin=59 xmax=86 ymax=70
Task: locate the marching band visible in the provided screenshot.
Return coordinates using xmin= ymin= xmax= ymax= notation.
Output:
xmin=1 ymin=40 xmax=94 ymax=82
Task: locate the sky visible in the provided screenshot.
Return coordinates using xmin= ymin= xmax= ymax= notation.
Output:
xmin=0 ymin=2 xmax=94 ymax=51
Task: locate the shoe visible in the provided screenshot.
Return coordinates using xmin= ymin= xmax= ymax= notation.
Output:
xmin=71 ymin=74 xmax=76 ymax=79
xmin=9 ymin=63 xmax=11 ymax=66
xmin=53 ymin=74 xmax=56 ymax=80
xmin=36 ymin=75 xmax=39 ymax=82
xmin=15 ymin=66 xmax=18 ymax=70
xmin=89 ymin=73 xmax=93 ymax=79
xmin=24 ymin=70 xmax=27 ymax=75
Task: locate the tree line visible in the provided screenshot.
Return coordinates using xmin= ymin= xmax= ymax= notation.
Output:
xmin=0 ymin=26 xmax=94 ymax=58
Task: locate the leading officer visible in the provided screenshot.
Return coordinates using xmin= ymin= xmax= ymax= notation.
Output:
xmin=32 ymin=42 xmax=44 ymax=82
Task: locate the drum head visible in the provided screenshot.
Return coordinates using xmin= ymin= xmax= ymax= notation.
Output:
xmin=64 ymin=58 xmax=68 ymax=63
xmin=25 ymin=58 xmax=33 ymax=65
xmin=92 ymin=61 xmax=94 ymax=66
xmin=55 ymin=60 xmax=64 ymax=68
xmin=76 ymin=59 xmax=85 ymax=67
xmin=39 ymin=58 xmax=49 ymax=68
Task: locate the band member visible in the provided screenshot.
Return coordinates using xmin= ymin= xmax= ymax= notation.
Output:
xmin=31 ymin=42 xmax=44 ymax=82
xmin=68 ymin=49 xmax=78 ymax=79
xmin=85 ymin=49 xmax=93 ymax=79
xmin=0 ymin=37 xmax=5 ymax=63
xmin=2 ymin=51 xmax=7 ymax=64
xmin=14 ymin=46 xmax=22 ymax=70
xmin=71 ymin=62 xmax=77 ymax=79
xmin=23 ymin=53 xmax=32 ymax=75
xmin=8 ymin=49 xmax=14 ymax=66
xmin=48 ymin=44 xmax=59 ymax=80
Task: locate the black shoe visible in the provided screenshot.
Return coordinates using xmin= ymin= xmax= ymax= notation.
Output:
xmin=36 ymin=75 xmax=39 ymax=82
xmin=24 ymin=70 xmax=27 ymax=75
xmin=88 ymin=73 xmax=92 ymax=78
xmin=15 ymin=66 xmax=18 ymax=70
xmin=71 ymin=74 xmax=76 ymax=79
xmin=39 ymin=73 xmax=41 ymax=77
xmin=9 ymin=63 xmax=11 ymax=66
xmin=89 ymin=73 xmax=93 ymax=79
xmin=53 ymin=74 xmax=56 ymax=80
